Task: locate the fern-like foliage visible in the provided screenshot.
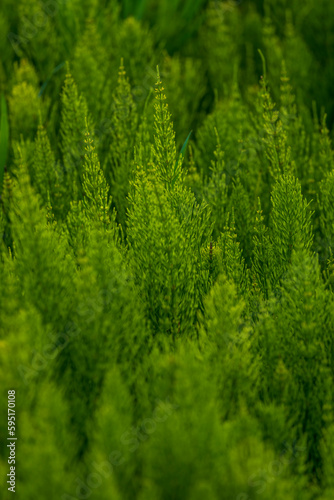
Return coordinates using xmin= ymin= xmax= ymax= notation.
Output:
xmin=152 ymin=67 xmax=179 ymax=189
xmin=59 ymin=69 xmax=89 ymax=207
xmin=106 ymin=59 xmax=138 ymax=230
xmin=2 ymin=1 xmax=334 ymax=497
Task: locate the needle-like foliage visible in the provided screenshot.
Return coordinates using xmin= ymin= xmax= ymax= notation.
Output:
xmin=2 ymin=1 xmax=334 ymax=498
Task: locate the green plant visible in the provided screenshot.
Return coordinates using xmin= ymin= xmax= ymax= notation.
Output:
xmin=2 ymin=1 xmax=334 ymax=498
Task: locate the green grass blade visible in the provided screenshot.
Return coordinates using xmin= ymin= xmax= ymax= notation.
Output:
xmin=171 ymin=130 xmax=193 ymax=188
xmin=0 ymin=93 xmax=9 ymax=194
xmin=38 ymin=61 xmax=65 ymax=97
xmin=180 ymin=130 xmax=193 ymax=157
xmin=258 ymin=49 xmax=267 ymax=80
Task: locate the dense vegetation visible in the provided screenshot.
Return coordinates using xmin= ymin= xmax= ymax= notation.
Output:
xmin=1 ymin=1 xmax=334 ymax=498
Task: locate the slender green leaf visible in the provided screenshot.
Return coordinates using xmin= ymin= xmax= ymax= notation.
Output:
xmin=0 ymin=93 xmax=9 ymax=193
xmin=38 ymin=62 xmax=66 ymax=97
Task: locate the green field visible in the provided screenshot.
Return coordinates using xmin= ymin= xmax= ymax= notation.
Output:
xmin=1 ymin=1 xmax=334 ymax=499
